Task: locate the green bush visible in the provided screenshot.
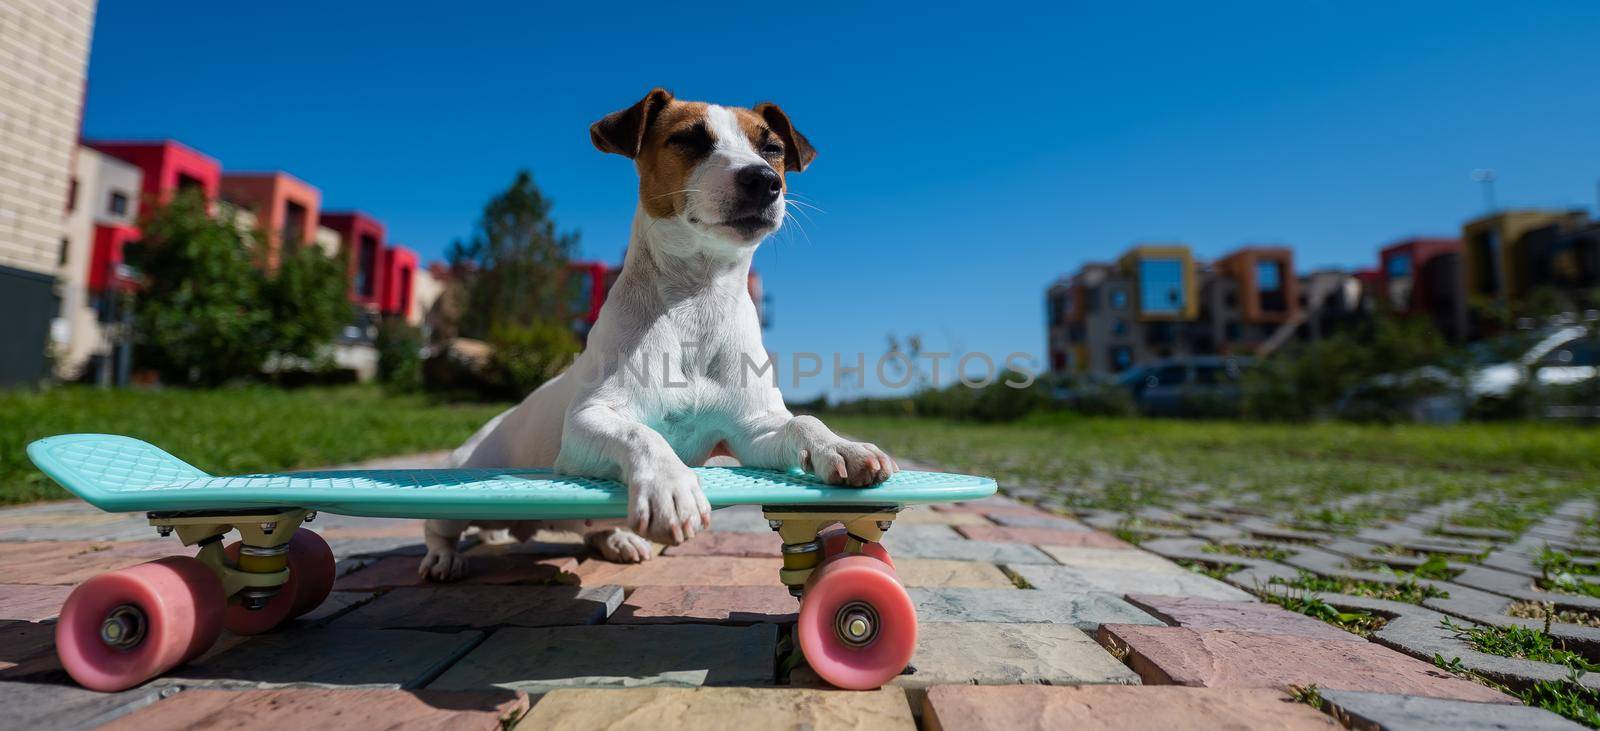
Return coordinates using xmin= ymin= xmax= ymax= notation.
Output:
xmin=1244 ymin=315 xmax=1456 ymax=421
xmin=487 ymin=321 xmax=581 ymax=399
xmin=1058 ymin=379 xmax=1138 ymax=417
xmin=375 ymin=320 xmax=424 ymax=392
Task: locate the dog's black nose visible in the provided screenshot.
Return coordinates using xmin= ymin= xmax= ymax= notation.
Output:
xmin=735 ymin=165 xmax=782 ymax=204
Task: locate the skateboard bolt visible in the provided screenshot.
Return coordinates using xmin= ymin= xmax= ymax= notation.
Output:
xmin=304 ymin=511 xmax=318 ymax=523
xmin=768 ymin=519 xmax=783 ymax=531
xmin=835 ymin=601 xmax=879 ymax=647
xmin=260 ymin=521 xmax=277 ymax=535
xmin=100 ymin=605 xmax=146 ymax=649
xmin=156 ymin=526 xmax=173 ymax=537
xmin=877 ymin=521 xmax=892 ymax=532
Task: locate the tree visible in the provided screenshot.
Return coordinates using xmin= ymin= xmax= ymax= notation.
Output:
xmin=447 ymin=170 xmax=580 ymax=338
xmin=264 ymin=237 xmax=351 ymax=365
xmin=129 ymin=190 xmax=273 ymax=385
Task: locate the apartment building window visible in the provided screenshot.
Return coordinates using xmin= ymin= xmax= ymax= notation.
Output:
xmin=282 ymin=201 xmax=308 ymax=253
xmin=1225 ymin=320 xmax=1242 ymax=340
xmin=1109 ymin=287 xmax=1128 ymax=310
xmin=1047 ymin=293 xmax=1066 ymax=326
xmin=1138 ymin=259 xmax=1185 ymax=314
xmin=1067 ymin=323 xmax=1085 ymax=343
xmin=67 ymin=178 xmax=79 ymax=212
xmin=1470 ymin=230 xmax=1500 ymax=294
xmin=177 ymin=174 xmax=205 ymax=195
xmin=1146 ymin=321 xmax=1176 ymax=346
xmin=1112 ymin=319 xmax=1128 ymax=336
xmin=1110 ymin=346 xmax=1132 ymax=372
xmin=108 ymin=191 xmax=129 ymax=217
xmin=59 ymin=237 xmax=70 ymax=266
xmin=1386 ymin=253 xmax=1414 ymax=311
xmin=1256 ymin=259 xmax=1286 ymax=313
xmin=357 ymin=234 xmax=379 ymax=297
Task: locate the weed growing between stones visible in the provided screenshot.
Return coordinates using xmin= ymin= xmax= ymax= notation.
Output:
xmin=1176 ymin=559 xmax=1244 ymax=581
xmin=1539 ymin=574 xmax=1600 ymax=599
xmin=1440 ymin=617 xmax=1599 ymax=672
xmin=1449 ymin=497 xmax=1553 ymax=535
xmin=1202 ymin=543 xmax=1290 ymax=562
xmin=1258 ymin=587 xmax=1387 ymax=637
xmin=1541 ymin=548 xmax=1600 ymax=577
xmin=1346 ymin=555 xmax=1460 ymax=581
xmin=1509 ymin=600 xmax=1600 ymax=629
xmin=1287 ymin=683 xmax=1324 ymax=710
xmin=1268 ymin=569 xmax=1449 ymax=603
xmin=1371 ymin=544 xmax=1486 ymax=564
xmin=1432 ymin=653 xmax=1600 ymax=729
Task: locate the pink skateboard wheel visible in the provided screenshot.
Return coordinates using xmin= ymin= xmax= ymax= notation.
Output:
xmin=796 ymin=554 xmax=917 ymax=689
xmin=55 ymin=556 xmax=224 ymax=692
xmin=818 ymin=527 xmax=894 ymax=569
xmin=223 ymin=528 xmax=335 ymax=635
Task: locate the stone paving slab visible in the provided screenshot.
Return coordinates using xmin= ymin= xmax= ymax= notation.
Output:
xmin=988 ymin=513 xmax=1092 ymax=531
xmin=161 ymin=627 xmax=484 ymax=690
xmin=794 ymin=622 xmax=1138 ymax=706
xmin=956 ymin=524 xmax=1132 ymax=549
xmin=292 ymin=589 xmax=378 ymax=626
xmin=880 ymin=534 xmax=1055 ymax=564
xmin=1124 ymin=594 xmax=1365 ymax=643
xmin=573 ymin=556 xmax=784 ymax=588
xmin=909 ymin=588 xmax=1162 ymax=629
xmin=1098 ymin=624 xmax=1515 ymax=704
xmin=1039 ymin=545 xmax=1186 ymax=571
xmin=332 ymin=555 xmax=578 ymax=591
xmin=0 ymin=584 xmax=71 ymax=622
xmin=429 ymin=624 xmax=777 ymax=697
xmin=101 ymin=688 xmax=529 ymax=731
xmin=892 ymin=559 xmax=1015 ymax=588
xmin=0 ymin=680 xmax=177 ymax=730
xmin=706 ymin=506 xmax=772 ymax=533
xmin=0 ymin=540 xmax=191 ymax=585
xmin=931 ymin=495 xmax=1032 ymax=512
xmin=518 ymin=687 xmax=915 ymax=730
xmin=921 ymin=685 xmax=1341 ymax=730
xmin=898 ymin=507 xmax=990 ymax=526
xmin=333 ymin=584 xmax=623 ymax=630
xmin=1010 ymin=563 xmax=1255 ymax=601
xmin=661 ymin=532 xmax=780 ymax=557
xmin=609 ymin=585 xmax=798 ymax=625
xmin=1319 ymin=689 xmax=1586 ymax=731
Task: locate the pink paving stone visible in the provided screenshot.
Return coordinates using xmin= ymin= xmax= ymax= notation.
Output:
xmin=98 ymin=688 xmax=528 ymax=730
xmin=610 ymin=585 xmax=798 ymax=624
xmin=1097 ymin=624 xmax=1515 ymax=704
xmin=930 ymin=495 xmax=1030 ymax=512
xmin=315 ymin=519 xmax=425 ymax=539
xmin=922 ymin=685 xmax=1340 ymax=730
xmin=0 ymin=584 xmax=73 ymax=622
xmin=0 ymin=541 xmax=193 ymax=585
xmin=892 ymin=559 xmax=1016 ymax=589
xmin=574 ymin=556 xmax=784 ymax=589
xmin=661 ymin=532 xmax=781 ymax=557
xmin=956 ymin=525 xmax=1132 ymax=549
xmin=1125 ymin=594 xmax=1364 ymax=643
xmin=332 ymin=555 xmax=578 ymax=591
xmin=898 ymin=508 xmax=991 ymax=526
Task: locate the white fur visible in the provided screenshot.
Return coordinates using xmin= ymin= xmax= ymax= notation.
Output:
xmin=419 ymin=105 xmax=895 ymax=580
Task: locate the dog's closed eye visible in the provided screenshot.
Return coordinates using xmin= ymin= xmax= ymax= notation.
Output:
xmin=667 ymin=124 xmax=713 ymax=158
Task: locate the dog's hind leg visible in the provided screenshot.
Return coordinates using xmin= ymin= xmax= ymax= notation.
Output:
xmin=419 ymin=519 xmax=471 ymax=581
xmin=585 ymin=524 xmax=654 ymax=563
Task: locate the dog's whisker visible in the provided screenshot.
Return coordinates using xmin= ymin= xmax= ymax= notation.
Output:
xmin=785 ymin=198 xmax=827 ymax=215
xmin=645 ymin=189 xmax=702 ymax=201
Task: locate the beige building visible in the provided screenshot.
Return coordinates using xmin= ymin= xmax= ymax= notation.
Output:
xmin=52 ymin=145 xmax=141 ymax=381
xmin=0 ymin=0 xmax=97 ymax=385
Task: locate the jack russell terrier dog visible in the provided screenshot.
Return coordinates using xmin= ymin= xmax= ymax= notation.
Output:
xmin=419 ymin=88 xmax=896 ymax=580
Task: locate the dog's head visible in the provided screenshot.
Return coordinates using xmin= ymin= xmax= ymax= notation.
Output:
xmin=591 ymin=88 xmax=815 ymax=249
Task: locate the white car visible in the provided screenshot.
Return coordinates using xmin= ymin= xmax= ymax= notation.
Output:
xmin=1468 ymin=325 xmax=1597 ymax=399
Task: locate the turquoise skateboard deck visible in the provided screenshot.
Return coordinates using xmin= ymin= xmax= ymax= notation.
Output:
xmin=28 ymin=433 xmax=997 ymax=519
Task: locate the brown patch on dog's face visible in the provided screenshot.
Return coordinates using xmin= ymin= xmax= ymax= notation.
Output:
xmin=592 ymin=89 xmax=816 ymax=239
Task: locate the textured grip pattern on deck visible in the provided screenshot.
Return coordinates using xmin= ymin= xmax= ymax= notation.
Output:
xmin=27 ymin=434 xmax=209 ymax=501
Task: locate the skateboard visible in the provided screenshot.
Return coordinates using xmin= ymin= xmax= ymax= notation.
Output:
xmin=27 ymin=433 xmax=997 ymax=692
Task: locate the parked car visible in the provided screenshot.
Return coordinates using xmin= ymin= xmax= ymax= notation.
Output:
xmin=1117 ymin=356 xmax=1253 ymax=417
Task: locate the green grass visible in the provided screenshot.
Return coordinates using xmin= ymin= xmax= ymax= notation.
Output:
xmin=1261 ymin=590 xmax=1387 ymax=637
xmin=1436 ymin=619 xmax=1600 ymax=727
xmin=1176 ymin=558 xmax=1243 ymax=580
xmin=1202 ymin=543 xmax=1291 ymax=562
xmin=1268 ymin=569 xmax=1449 ymax=603
xmin=0 ymin=386 xmax=510 ymax=504
xmin=826 ymin=415 xmax=1600 ymax=522
xmin=1347 ymin=555 xmax=1460 ymax=581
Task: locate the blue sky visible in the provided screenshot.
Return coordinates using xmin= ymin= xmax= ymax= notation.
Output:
xmin=83 ymin=1 xmax=1600 ymax=399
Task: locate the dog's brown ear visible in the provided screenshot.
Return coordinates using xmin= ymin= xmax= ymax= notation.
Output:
xmin=753 ymin=102 xmax=816 ymax=173
xmin=591 ymin=88 xmax=674 ymax=158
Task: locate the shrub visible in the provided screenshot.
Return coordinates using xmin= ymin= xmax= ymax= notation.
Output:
xmin=375 ymin=320 xmax=424 ymax=392
xmin=487 ymin=321 xmax=581 ymax=399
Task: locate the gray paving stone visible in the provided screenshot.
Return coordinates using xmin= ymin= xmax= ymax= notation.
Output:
xmin=161 ymin=627 xmax=483 ymax=690
xmin=881 ymin=523 xmax=963 ymax=542
xmin=0 ymin=681 xmax=177 ymax=730
xmin=989 ymin=513 xmax=1090 ymax=531
xmin=881 ymin=535 xmax=1055 ymax=564
xmin=1010 ymin=563 xmax=1255 ymax=601
xmin=333 ymin=584 xmax=622 ymax=629
xmin=428 ymin=624 xmax=776 ymax=696
xmin=1319 ymin=689 xmax=1586 ymax=730
xmin=795 ymin=622 xmax=1137 ymax=708
xmin=909 ymin=588 xmax=1162 ymax=629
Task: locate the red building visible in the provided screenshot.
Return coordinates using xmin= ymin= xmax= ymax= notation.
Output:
xmin=1379 ymin=237 xmax=1463 ymax=338
xmin=85 ymin=139 xmax=221 ymax=206
xmin=319 ymin=211 xmax=387 ymax=308
xmin=220 ymin=172 xmax=321 ymax=269
xmin=380 ymin=245 xmax=419 ymax=319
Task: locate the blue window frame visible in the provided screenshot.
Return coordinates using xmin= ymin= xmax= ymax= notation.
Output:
xmin=1138 ymin=259 xmax=1185 ymax=314
xmin=1256 ymin=260 xmax=1282 ymax=292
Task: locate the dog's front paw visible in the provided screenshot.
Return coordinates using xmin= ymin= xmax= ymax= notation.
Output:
xmin=587 ymin=527 xmax=654 ymax=563
xmin=417 ymin=546 xmax=469 ymax=582
xmin=628 ymin=462 xmax=711 ymax=545
xmin=802 ymin=440 xmax=897 ymax=487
